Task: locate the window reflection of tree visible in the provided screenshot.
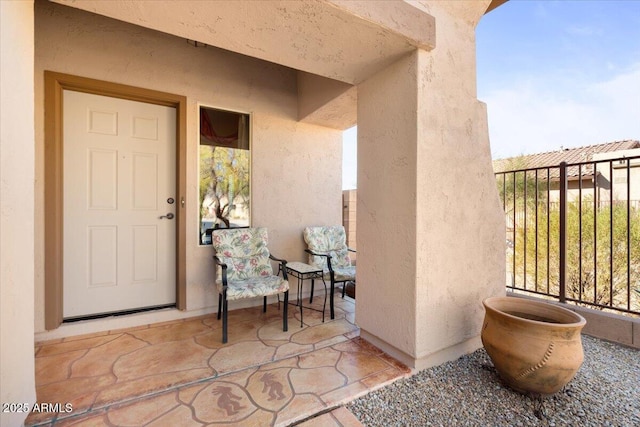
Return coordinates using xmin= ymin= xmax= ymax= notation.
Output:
xmin=199 ymin=107 xmax=250 ymax=244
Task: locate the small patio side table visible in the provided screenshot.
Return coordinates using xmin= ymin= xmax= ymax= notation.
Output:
xmin=284 ymin=262 xmax=327 ymax=327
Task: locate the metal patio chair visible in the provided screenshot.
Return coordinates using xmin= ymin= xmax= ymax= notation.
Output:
xmin=212 ymin=227 xmax=289 ymax=343
xmin=303 ymin=225 xmax=356 ymax=319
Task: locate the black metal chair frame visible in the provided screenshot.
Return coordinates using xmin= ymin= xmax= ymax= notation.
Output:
xmin=214 ymin=254 xmax=289 ymax=343
xmin=304 ymin=248 xmax=356 ymax=320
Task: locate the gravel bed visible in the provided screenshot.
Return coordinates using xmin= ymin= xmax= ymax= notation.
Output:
xmin=347 ymin=335 xmax=639 ymax=426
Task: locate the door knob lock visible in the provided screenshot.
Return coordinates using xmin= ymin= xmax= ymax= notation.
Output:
xmin=159 ymin=213 xmax=175 ymax=220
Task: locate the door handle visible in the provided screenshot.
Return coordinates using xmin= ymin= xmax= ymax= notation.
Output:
xmin=159 ymin=213 xmax=175 ymax=220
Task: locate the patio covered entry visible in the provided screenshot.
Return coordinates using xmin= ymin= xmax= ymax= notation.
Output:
xmin=2 ymin=2 xmax=508 ymax=425
xmin=39 ymin=0 xmax=505 ymax=370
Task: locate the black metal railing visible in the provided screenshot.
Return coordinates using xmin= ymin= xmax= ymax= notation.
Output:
xmin=495 ymin=154 xmax=640 ymax=316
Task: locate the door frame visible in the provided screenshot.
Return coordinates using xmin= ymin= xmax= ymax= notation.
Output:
xmin=44 ymin=71 xmax=187 ymax=329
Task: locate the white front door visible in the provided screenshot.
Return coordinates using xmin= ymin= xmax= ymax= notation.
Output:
xmin=63 ymin=90 xmax=177 ymax=318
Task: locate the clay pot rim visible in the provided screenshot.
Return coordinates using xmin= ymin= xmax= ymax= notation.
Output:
xmin=483 ymin=296 xmax=586 ymax=328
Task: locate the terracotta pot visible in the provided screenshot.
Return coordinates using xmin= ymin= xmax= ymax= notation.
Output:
xmin=481 ymin=296 xmax=586 ymax=395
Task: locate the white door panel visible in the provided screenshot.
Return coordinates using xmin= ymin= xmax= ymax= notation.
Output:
xmin=63 ymin=90 xmax=176 ymax=318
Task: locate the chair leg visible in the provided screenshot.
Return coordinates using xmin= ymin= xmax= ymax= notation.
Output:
xmin=309 ymin=279 xmax=315 ymax=303
xmin=217 ymin=293 xmax=222 ymax=320
xmin=329 ymin=281 xmax=335 ymax=319
xmin=222 ymin=290 xmax=228 ymax=344
xmin=263 ymin=296 xmax=267 ymax=313
xmin=342 ymin=282 xmax=346 ymax=298
xmin=283 ymin=290 xmax=288 ymax=332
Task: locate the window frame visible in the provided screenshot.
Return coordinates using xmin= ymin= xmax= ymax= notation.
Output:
xmin=197 ymin=104 xmax=252 ymax=246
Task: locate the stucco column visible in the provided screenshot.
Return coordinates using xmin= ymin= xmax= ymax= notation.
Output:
xmin=0 ymin=0 xmax=37 ymax=424
xmin=356 ymin=2 xmax=505 ymax=370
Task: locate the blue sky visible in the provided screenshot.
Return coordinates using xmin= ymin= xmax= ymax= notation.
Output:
xmin=478 ymin=0 xmax=640 ymax=160
xmin=343 ymin=0 xmax=640 ymax=189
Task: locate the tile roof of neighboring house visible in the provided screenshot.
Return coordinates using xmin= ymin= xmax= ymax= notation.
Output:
xmin=493 ymin=139 xmax=640 ymax=179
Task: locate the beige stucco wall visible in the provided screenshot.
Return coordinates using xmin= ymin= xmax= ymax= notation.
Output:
xmin=415 ymin=0 xmax=505 ymax=364
xmin=34 ymin=1 xmax=342 ymax=336
xmin=1 ymin=1 xmax=37 ymax=425
xmin=357 ymin=52 xmax=421 ymax=357
xmin=357 ymin=1 xmax=505 ymax=369
xmin=594 ymin=149 xmax=640 ymax=203
xmin=342 ymin=189 xmax=357 ymax=254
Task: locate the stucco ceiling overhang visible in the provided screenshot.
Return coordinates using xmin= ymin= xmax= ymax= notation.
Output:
xmin=51 ymin=0 xmax=436 ymax=86
xmin=50 ymin=1 xmax=503 ymax=130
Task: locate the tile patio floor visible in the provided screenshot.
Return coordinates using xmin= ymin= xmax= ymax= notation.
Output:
xmin=27 ymin=294 xmax=410 ymax=426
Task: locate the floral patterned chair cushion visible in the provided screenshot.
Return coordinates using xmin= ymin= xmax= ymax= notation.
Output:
xmin=212 ymin=227 xmax=288 ymax=301
xmin=303 ymin=226 xmax=355 ymax=281
xmin=217 ymin=275 xmax=289 ymax=301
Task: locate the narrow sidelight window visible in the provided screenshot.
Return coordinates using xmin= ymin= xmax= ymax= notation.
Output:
xmin=199 ymin=106 xmax=250 ymax=245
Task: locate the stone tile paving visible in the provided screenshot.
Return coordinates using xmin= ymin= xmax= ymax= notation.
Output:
xmin=26 ymin=296 xmax=409 ymax=426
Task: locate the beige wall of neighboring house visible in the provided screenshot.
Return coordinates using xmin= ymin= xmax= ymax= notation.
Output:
xmin=495 ymin=142 xmax=640 ymax=232
xmin=555 ymin=149 xmax=640 ymax=205
xmin=498 ymin=144 xmax=640 ymax=293
xmin=593 ymin=149 xmax=640 ymax=205
xmin=342 ymin=189 xmax=357 ymax=258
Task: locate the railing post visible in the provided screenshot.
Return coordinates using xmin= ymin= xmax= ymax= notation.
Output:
xmin=559 ymin=161 xmax=567 ymax=303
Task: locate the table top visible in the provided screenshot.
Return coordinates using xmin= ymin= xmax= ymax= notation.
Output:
xmin=286 ymin=261 xmax=322 ymax=274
